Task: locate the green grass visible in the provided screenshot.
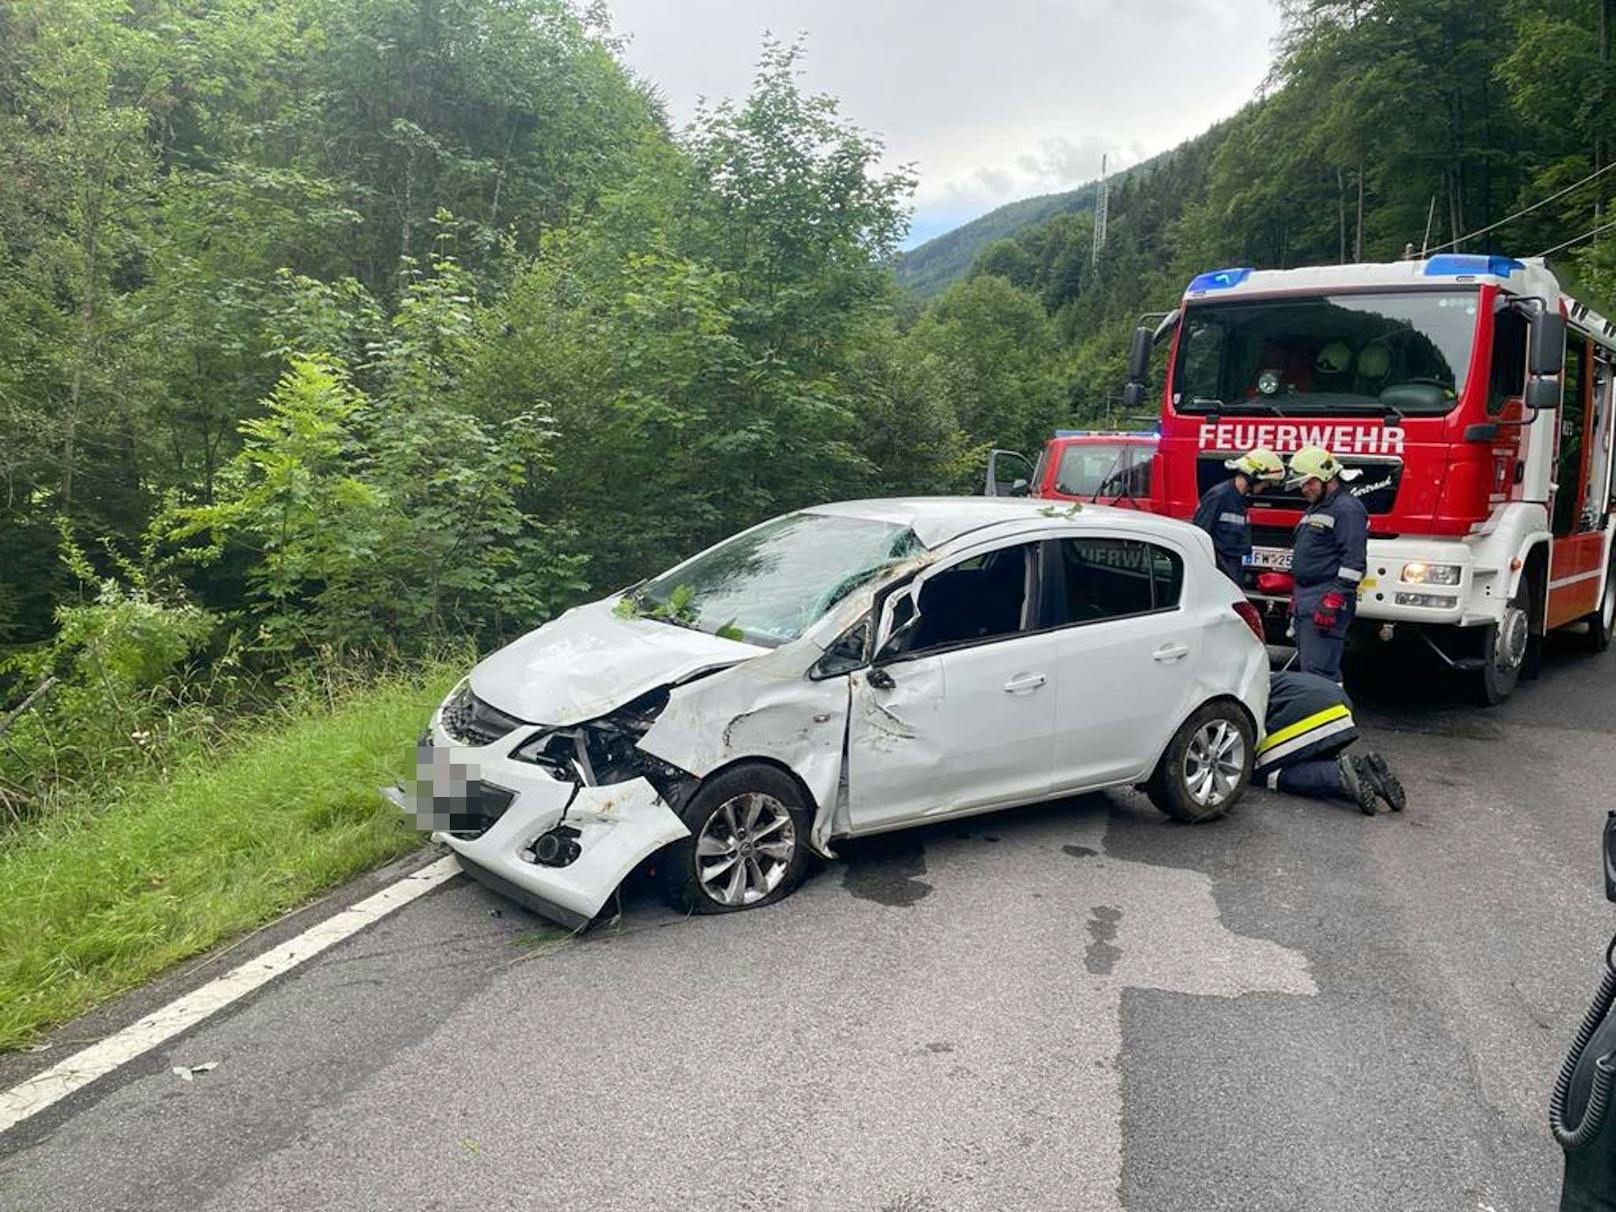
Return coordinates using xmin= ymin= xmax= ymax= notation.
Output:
xmin=0 ymin=664 xmax=458 ymax=1051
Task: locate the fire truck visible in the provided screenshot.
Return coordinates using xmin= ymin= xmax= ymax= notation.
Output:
xmin=985 ymin=430 xmax=1158 ymax=508
xmin=1128 ymin=253 xmax=1616 ymax=704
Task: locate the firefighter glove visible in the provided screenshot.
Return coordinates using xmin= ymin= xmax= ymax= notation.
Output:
xmin=1313 ymin=591 xmax=1346 ymax=630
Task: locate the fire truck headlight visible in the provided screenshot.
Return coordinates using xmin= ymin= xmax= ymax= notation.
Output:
xmin=1401 ymin=561 xmax=1461 ymax=586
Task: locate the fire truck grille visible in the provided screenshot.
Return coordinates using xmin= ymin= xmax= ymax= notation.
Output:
xmin=1197 ymin=453 xmax=1404 ymax=515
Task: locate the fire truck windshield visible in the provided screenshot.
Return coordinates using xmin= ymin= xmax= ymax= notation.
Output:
xmin=1173 ymin=289 xmax=1480 ymax=417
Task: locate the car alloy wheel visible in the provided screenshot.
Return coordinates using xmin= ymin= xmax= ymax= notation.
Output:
xmin=1183 ymin=719 xmax=1245 ymax=809
xmin=695 ymin=792 xmax=797 ymax=907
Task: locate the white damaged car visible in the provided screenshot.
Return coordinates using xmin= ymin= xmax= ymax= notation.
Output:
xmin=396 ymin=498 xmax=1270 ymax=928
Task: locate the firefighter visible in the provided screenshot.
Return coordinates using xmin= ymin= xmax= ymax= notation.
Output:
xmin=1191 ymin=447 xmax=1286 ymax=584
xmin=1288 ymin=444 xmax=1368 ymax=683
xmin=1255 ymin=670 xmax=1405 ymax=815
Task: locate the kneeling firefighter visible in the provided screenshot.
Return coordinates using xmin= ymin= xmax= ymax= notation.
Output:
xmin=1192 ymin=447 xmax=1286 ymax=584
xmin=1254 ymin=670 xmax=1405 ymax=815
xmin=1552 ymin=813 xmax=1616 ymax=1209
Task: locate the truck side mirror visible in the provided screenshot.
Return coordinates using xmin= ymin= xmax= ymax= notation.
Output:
xmin=1122 ymin=382 xmax=1148 ymax=409
xmin=1126 ymin=325 xmax=1153 ymax=384
xmin=1524 ymin=377 xmax=1561 ymax=410
xmin=1530 ymin=311 xmax=1566 ymax=377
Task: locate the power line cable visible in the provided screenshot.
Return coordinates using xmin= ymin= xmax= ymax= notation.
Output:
xmin=1535 ymin=217 xmax=1616 ymax=259
xmin=1424 ymin=161 xmax=1616 ymax=255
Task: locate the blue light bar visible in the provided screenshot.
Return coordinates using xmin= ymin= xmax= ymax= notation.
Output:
xmin=1187 ymin=267 xmax=1253 ymax=292
xmin=1424 ymin=254 xmax=1524 ymax=277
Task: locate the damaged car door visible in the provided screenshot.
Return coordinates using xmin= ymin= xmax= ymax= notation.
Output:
xmin=846 ymin=538 xmax=1057 ymax=831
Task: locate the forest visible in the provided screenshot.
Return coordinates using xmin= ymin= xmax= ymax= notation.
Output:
xmin=2 ymin=0 xmax=1615 ymax=829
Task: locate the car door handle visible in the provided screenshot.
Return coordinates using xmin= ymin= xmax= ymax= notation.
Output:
xmin=1152 ymin=642 xmax=1190 ymax=663
xmin=1003 ymin=673 xmax=1047 ymax=693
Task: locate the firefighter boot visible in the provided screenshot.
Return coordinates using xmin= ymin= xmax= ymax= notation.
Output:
xmin=1361 ymin=751 xmax=1406 ymax=813
xmin=1339 ymin=754 xmax=1378 ymax=815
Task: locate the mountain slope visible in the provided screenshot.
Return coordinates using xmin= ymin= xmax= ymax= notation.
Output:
xmin=894 ymin=147 xmax=1179 ymax=297
xmin=894 ymin=181 xmax=1102 ymax=296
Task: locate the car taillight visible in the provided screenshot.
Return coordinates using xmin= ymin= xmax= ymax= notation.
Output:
xmin=1233 ymin=599 xmax=1264 ymax=642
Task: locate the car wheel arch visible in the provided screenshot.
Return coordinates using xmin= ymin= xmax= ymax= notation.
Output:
xmin=1137 ymin=693 xmax=1257 ymax=787
xmin=666 ymin=754 xmax=827 ymax=847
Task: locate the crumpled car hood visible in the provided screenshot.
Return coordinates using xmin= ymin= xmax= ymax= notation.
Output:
xmin=468 ymin=597 xmax=767 ymax=726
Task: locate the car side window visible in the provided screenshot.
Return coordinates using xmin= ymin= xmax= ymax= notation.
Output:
xmin=892 ymin=542 xmax=1035 ymax=656
xmin=1055 ymin=538 xmax=1183 ymax=625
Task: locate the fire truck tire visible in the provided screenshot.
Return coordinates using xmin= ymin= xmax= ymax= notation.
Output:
xmin=1472 ymin=583 xmax=1531 ymax=706
xmin=1144 ymin=701 xmax=1254 ymax=824
xmin=1581 ymin=559 xmax=1616 ymax=653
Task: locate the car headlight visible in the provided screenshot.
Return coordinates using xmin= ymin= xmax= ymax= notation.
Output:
xmin=1401 ymin=561 xmax=1461 ymax=586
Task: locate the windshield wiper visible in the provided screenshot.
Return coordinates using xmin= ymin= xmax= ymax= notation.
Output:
xmin=1215 ymin=397 xmax=1286 ymax=416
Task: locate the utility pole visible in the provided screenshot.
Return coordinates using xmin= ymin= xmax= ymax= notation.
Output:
xmin=1092 ymin=153 xmax=1109 ymax=269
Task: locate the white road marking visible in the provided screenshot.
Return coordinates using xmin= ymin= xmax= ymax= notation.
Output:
xmin=0 ymin=855 xmax=460 ymax=1135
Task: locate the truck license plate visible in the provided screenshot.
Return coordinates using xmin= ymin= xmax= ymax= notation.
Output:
xmin=1245 ymin=546 xmax=1292 ymax=571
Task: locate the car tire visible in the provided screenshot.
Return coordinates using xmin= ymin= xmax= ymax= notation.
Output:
xmin=659 ymin=763 xmax=812 ymax=915
xmin=1144 ymin=701 xmax=1254 ymax=824
xmin=1581 ymin=556 xmax=1616 ymax=654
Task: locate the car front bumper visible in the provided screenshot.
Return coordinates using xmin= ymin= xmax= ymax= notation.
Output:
xmin=387 ymin=709 xmax=691 ymax=930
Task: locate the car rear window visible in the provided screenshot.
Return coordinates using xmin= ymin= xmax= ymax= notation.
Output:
xmin=1054 ymin=538 xmax=1183 ymax=624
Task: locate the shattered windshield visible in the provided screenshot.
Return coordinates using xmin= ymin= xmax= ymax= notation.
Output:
xmin=636 ymin=513 xmax=924 ymax=648
xmin=1174 ymin=290 xmax=1481 ymax=416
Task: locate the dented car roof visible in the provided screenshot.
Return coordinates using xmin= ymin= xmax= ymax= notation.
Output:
xmin=804 ymin=496 xmax=1203 ymax=551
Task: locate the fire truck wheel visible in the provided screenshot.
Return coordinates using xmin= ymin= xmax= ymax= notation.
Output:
xmin=1144 ymin=701 xmax=1254 ymax=824
xmin=1582 ymin=559 xmax=1616 ymax=653
xmin=1472 ymin=583 xmax=1530 ymax=706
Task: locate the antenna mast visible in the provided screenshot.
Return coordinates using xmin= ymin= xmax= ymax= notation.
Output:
xmin=1092 ymin=153 xmax=1109 ymax=268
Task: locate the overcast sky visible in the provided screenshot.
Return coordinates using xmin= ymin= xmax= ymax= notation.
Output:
xmin=605 ymin=0 xmax=1283 ymax=248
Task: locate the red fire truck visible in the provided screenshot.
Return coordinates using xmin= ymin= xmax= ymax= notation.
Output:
xmin=985 ymin=430 xmax=1158 ymax=508
xmin=1128 ymin=254 xmax=1616 ymax=703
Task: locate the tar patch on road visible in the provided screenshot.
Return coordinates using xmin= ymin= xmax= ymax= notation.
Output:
xmin=1064 ymin=844 xmax=1098 ymax=858
xmin=840 ymin=834 xmax=933 ymax=907
xmin=1086 ymin=905 xmax=1123 ymax=974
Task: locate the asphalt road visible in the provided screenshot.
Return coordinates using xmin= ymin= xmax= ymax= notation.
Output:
xmin=3 ymin=638 xmax=1615 ymax=1211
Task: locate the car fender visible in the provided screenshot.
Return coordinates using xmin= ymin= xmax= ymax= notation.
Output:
xmin=637 ymin=641 xmax=851 ymax=858
xmin=1137 ymin=611 xmax=1268 ymax=781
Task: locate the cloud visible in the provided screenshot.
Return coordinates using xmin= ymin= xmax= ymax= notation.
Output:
xmin=935 ymin=133 xmax=1138 ymax=212
xmin=972 ymin=166 xmax=1017 ymax=196
xmin=604 ymin=0 xmax=1282 ymax=247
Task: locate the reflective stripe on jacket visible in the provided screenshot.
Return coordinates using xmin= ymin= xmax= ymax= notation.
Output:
xmin=1254 ymin=670 xmax=1359 ymax=775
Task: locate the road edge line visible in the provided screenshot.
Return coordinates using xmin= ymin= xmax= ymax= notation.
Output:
xmin=0 ymin=855 xmax=461 ymax=1136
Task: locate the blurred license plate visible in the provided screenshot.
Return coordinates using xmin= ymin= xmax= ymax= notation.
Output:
xmin=1245 ymin=546 xmax=1292 ymax=571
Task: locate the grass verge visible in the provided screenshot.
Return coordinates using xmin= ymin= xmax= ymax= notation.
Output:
xmin=0 ymin=664 xmax=457 ymax=1052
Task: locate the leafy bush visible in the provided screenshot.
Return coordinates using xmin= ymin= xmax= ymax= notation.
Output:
xmin=0 ymin=522 xmax=217 ymax=824
xmin=170 ymin=258 xmax=588 ymax=659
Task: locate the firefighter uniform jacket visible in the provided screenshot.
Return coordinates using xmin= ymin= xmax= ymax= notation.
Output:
xmin=1291 ymin=483 xmax=1368 ymax=637
xmin=1192 ymin=477 xmax=1251 ymax=583
xmin=1253 ymin=671 xmax=1360 ymax=783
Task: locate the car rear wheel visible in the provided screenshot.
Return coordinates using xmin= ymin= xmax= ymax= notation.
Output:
xmin=659 ymin=763 xmax=812 ymax=915
xmin=1144 ymin=701 xmax=1254 ymax=824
